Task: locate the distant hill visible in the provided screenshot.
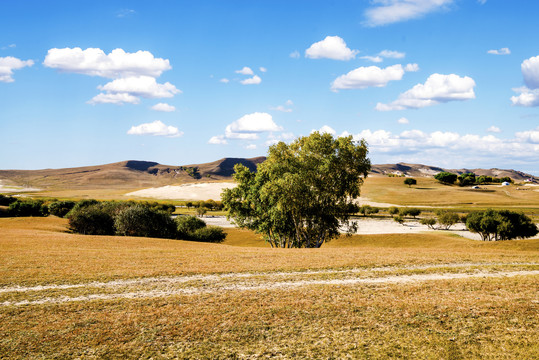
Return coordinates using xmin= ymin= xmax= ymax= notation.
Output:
xmin=0 ymin=158 xmax=536 ymax=191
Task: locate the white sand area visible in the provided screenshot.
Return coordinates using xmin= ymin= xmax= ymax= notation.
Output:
xmin=125 ymin=182 xmax=237 ymax=200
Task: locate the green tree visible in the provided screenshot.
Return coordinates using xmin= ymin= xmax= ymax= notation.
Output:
xmin=420 ymin=217 xmax=436 ymax=229
xmin=388 ymin=206 xmax=399 ymax=216
xmin=195 ymin=206 xmax=208 ymax=217
xmin=359 ymin=205 xmax=379 ymax=217
xmin=48 ymin=200 xmax=76 ymax=218
xmin=458 ymin=173 xmax=476 ymax=186
xmin=114 ymin=205 xmax=176 ymax=239
xmin=404 ymin=178 xmax=417 ymax=187
xmin=222 ymin=132 xmax=370 ymax=248
xmin=434 ymin=172 xmax=457 ymax=184
xmin=466 ymin=209 xmax=538 ymax=241
xmin=436 ymin=210 xmax=460 ymax=230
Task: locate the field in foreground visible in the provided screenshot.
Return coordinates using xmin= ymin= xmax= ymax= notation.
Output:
xmin=1 ymin=217 xmax=538 ymax=359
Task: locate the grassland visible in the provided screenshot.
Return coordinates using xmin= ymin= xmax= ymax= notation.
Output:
xmin=1 ymin=216 xmax=538 ymax=358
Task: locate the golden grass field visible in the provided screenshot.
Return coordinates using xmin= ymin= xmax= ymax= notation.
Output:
xmin=1 ymin=216 xmax=538 ymax=358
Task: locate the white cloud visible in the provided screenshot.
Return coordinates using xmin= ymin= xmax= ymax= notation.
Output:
xmin=43 ymin=47 xmax=171 ymax=78
xmin=313 ymin=125 xmax=337 ymax=135
xmin=285 ymin=100 xmax=294 ymax=106
xmin=376 ymin=73 xmax=476 ymax=111
xmin=0 ymin=56 xmax=34 ymax=83
xmin=361 ymin=55 xmax=383 ymax=63
xmin=487 ymin=47 xmax=510 ymax=55
xmin=151 ymin=103 xmax=176 ymax=112
xmin=398 ymin=117 xmax=409 ymax=124
xmin=116 ymin=9 xmax=136 ymax=18
xmin=521 ymin=55 xmax=539 ymax=89
xmin=305 ymin=36 xmax=358 ymax=61
xmin=487 ymin=125 xmax=501 ymax=133
xmin=127 ymin=120 xmax=182 ymax=137
xmin=404 ymin=63 xmax=420 ymax=72
xmin=379 ymin=50 xmax=405 ymax=59
xmin=208 ymin=135 xmax=228 ymax=145
xmin=348 ymin=127 xmax=539 ymax=168
xmin=510 ymin=87 xmax=539 ymax=107
xmin=331 ymin=64 xmax=407 ymax=91
xmin=259 ymin=67 xmax=267 ymax=73
xmin=240 ymin=75 xmax=262 ymax=85
xmin=364 ymin=0 xmax=454 ymax=27
xmin=271 ymin=105 xmax=292 ymax=113
xmin=290 ymin=50 xmax=300 ymax=59
xmin=235 ymin=66 xmax=254 ymax=75
xmin=98 ymin=76 xmax=180 ymax=98
xmin=226 ymin=112 xmax=282 ymax=135
xmin=245 ymin=144 xmax=257 ymax=150
xmin=477 ymin=0 xmax=487 ymax=4
xmin=87 ymin=92 xmax=140 ymax=105
xmin=220 ymin=78 xmax=230 ymax=83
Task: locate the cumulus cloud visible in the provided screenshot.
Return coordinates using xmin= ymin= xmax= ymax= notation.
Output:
xmin=313 ymin=125 xmax=337 ymax=135
xmin=487 ymin=47 xmax=510 ymax=55
xmin=43 ymin=47 xmax=171 ymax=78
xmin=235 ymin=66 xmax=254 ymax=75
xmin=240 ymin=75 xmax=262 ymax=85
xmin=220 ymin=78 xmax=230 ymax=83
xmin=487 ymin=126 xmax=501 ymax=133
xmin=97 ymin=76 xmax=180 ymax=99
xmin=361 ymin=55 xmax=383 ymax=63
xmin=305 ymin=36 xmax=358 ymax=61
xmin=127 ymin=120 xmax=182 ymax=137
xmin=510 ymin=87 xmax=539 ymax=107
xmin=376 ymin=73 xmax=476 ymax=111
xmin=259 ymin=67 xmax=267 ymax=73
xmin=331 ymin=64 xmax=410 ymax=91
xmin=208 ymin=135 xmax=228 ymax=145
xmin=271 ymin=100 xmax=294 ymax=113
xmin=364 ymin=0 xmax=454 ymax=27
xmin=404 ymin=63 xmax=420 ymax=72
xmin=226 ymin=112 xmax=282 ymax=135
xmin=87 ymin=92 xmax=140 ymax=105
xmin=379 ymin=50 xmax=406 ymax=59
xmin=0 ymin=56 xmax=34 ymax=82
xmin=398 ymin=117 xmax=410 ymax=124
xmin=521 ymin=55 xmax=539 ymax=89
xmin=347 ymin=127 xmax=539 ymax=168
xmin=151 ymin=103 xmax=176 ymax=112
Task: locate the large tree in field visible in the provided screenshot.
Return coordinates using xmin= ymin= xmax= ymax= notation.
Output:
xmin=221 ymin=132 xmax=371 ymax=248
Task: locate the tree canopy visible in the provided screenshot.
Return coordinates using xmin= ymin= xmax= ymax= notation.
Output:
xmin=221 ymin=132 xmax=371 ymax=248
xmin=434 ymin=172 xmax=458 ymax=184
xmin=466 ymin=209 xmax=538 ymax=241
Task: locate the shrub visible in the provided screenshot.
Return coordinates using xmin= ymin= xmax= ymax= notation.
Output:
xmin=48 ymin=200 xmax=76 ymax=218
xmin=434 ymin=172 xmax=458 ymax=184
xmin=114 ymin=205 xmax=176 ymax=239
xmin=458 ymin=173 xmax=476 ymax=187
xmin=190 ymin=226 xmax=227 ymax=243
xmin=359 ymin=205 xmax=379 ymax=217
xmin=68 ymin=204 xmax=114 ymax=235
xmin=420 ymin=217 xmax=436 ymax=229
xmin=436 ymin=210 xmax=460 ymax=230
xmin=393 ymin=215 xmax=404 ymax=225
xmin=0 ymin=194 xmax=17 ymax=206
xmin=8 ymin=199 xmax=48 ymax=217
xmin=196 ymin=206 xmax=208 ymax=217
xmin=176 ymin=215 xmax=206 ymax=239
xmin=388 ymin=206 xmax=399 ymax=215
xmin=466 ymin=209 xmax=538 ymax=241
xmin=404 ymin=178 xmax=417 ymax=187
xmin=400 ymin=207 xmax=421 ymax=218
xmin=66 ymin=199 xmax=99 ymax=218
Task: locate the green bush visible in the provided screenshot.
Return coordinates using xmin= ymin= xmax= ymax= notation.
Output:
xmin=434 ymin=172 xmax=457 ymax=184
xmin=190 ymin=226 xmax=227 ymax=243
xmin=66 ymin=199 xmax=99 ymax=218
xmin=68 ymin=204 xmax=115 ymax=235
xmin=8 ymin=199 xmax=48 ymax=217
xmin=48 ymin=200 xmax=76 ymax=218
xmin=420 ymin=217 xmax=436 ymax=229
xmin=436 ymin=210 xmax=460 ymax=230
xmin=114 ymin=205 xmax=176 ymax=239
xmin=466 ymin=209 xmax=538 ymax=241
xmin=0 ymin=194 xmax=17 ymax=206
xmin=176 ymin=215 xmax=206 ymax=239
xmin=388 ymin=206 xmax=399 ymax=215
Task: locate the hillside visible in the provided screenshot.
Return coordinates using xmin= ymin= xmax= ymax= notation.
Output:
xmin=0 ymin=158 xmax=536 ymax=192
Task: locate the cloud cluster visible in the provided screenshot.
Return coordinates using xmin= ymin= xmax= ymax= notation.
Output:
xmin=209 ymin=112 xmax=283 ymax=144
xmin=362 ymin=50 xmax=406 ymax=63
xmin=376 ymin=73 xmax=475 ymax=110
xmin=127 ymin=120 xmax=182 ymax=137
xmin=233 ymin=66 xmax=263 ymax=85
xmin=331 ymin=63 xmax=418 ymax=91
xmin=151 ymin=103 xmax=176 ymax=112
xmin=271 ymin=100 xmax=294 ymax=113
xmin=305 ymin=36 xmax=358 ymax=61
xmin=511 ymin=55 xmax=539 ymax=107
xmin=0 ymin=56 xmax=34 ymax=82
xmin=43 ymin=47 xmax=179 ymax=105
xmin=487 ymin=47 xmax=510 ymax=55
xmin=334 ymin=126 xmax=539 ymax=167
xmin=364 ymin=0 xmax=454 ymax=27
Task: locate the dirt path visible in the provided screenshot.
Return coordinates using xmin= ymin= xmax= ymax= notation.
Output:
xmin=2 ymin=263 xmax=537 ymax=307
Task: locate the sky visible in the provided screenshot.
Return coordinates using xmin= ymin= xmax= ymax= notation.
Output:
xmin=1 ymin=0 xmax=538 ymax=175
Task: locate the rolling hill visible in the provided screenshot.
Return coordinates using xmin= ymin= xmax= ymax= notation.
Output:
xmin=0 ymin=157 xmax=536 ymax=192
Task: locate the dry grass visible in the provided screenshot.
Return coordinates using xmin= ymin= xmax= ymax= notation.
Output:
xmin=362 ymin=176 xmax=539 ymax=208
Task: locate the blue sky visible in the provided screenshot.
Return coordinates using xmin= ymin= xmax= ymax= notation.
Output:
xmin=1 ymin=0 xmax=538 ymax=175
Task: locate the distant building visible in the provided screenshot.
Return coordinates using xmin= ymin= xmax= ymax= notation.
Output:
xmin=502 ymin=181 xmax=510 ymax=186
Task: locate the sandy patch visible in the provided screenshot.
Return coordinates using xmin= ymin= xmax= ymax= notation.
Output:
xmin=0 ymin=180 xmax=41 ymax=193
xmin=125 ymin=182 xmax=236 ymax=201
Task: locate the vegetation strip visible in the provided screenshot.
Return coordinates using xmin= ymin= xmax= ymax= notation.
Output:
xmin=2 ymin=268 xmax=537 ymax=307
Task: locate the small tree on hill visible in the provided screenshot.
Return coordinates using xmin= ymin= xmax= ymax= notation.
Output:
xmin=434 ymin=172 xmax=457 ymax=184
xmin=404 ymin=178 xmax=417 ymax=187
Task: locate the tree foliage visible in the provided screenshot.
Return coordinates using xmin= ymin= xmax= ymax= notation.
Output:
xmin=114 ymin=205 xmax=176 ymax=238
xmin=175 ymin=215 xmax=226 ymax=243
xmin=458 ymin=173 xmax=476 ymax=186
xmin=359 ymin=205 xmax=379 ymax=217
xmin=48 ymin=200 xmax=76 ymax=218
xmin=436 ymin=210 xmax=460 ymax=230
xmin=420 ymin=217 xmax=437 ymax=229
xmin=466 ymin=209 xmax=538 ymax=241
xmin=8 ymin=199 xmax=48 ymax=217
xmin=404 ymin=178 xmax=417 ymax=187
xmin=434 ymin=172 xmax=457 ymax=184
xmin=222 ymin=132 xmax=371 ymax=248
